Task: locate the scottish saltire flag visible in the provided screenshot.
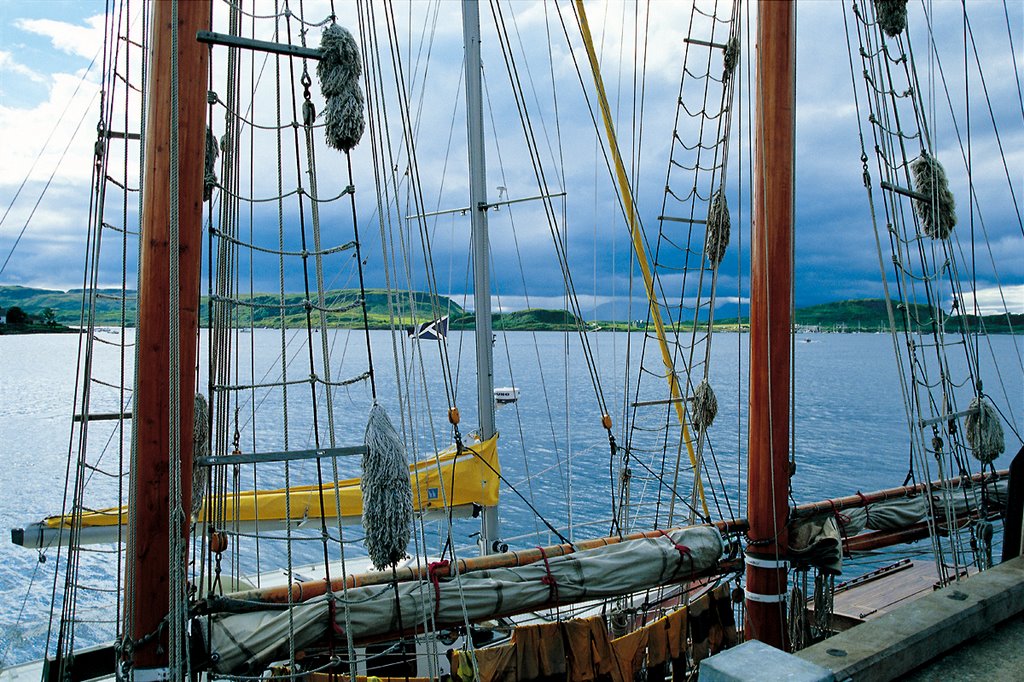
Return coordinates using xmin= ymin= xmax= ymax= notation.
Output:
xmin=407 ymin=315 xmax=449 ymax=341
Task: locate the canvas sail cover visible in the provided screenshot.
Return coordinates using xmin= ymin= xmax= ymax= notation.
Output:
xmin=199 ymin=525 xmax=726 ymax=674
xmin=24 ymin=436 xmax=500 ymax=546
xmin=788 ymin=477 xmax=1008 ymax=574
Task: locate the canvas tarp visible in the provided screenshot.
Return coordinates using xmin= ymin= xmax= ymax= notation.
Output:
xmin=789 ymin=478 xmax=1008 ymax=574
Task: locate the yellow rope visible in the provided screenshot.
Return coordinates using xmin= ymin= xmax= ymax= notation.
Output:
xmin=574 ymin=0 xmax=707 ymax=517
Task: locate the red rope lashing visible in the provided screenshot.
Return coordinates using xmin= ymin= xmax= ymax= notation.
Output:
xmin=830 ymin=499 xmax=853 ymax=556
xmin=657 ymin=529 xmax=692 ymax=561
xmin=327 ymin=597 xmax=346 ymax=637
xmin=829 ymin=499 xmax=852 ymax=527
xmin=657 ymin=529 xmax=694 ymax=580
xmin=428 ymin=560 xmax=450 ymax=620
xmin=856 ymin=491 xmax=871 ymax=528
xmin=536 ymin=546 xmax=559 ymax=604
xmin=657 ymin=529 xmax=695 ymax=581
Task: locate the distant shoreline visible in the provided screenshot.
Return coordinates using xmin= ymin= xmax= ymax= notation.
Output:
xmin=4 ymin=324 xmax=1021 ymax=337
xmin=2 ymin=286 xmax=1021 ymax=334
xmin=0 ymin=323 xmax=78 ymax=336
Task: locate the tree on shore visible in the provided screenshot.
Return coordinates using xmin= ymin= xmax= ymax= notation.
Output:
xmin=5 ymin=306 xmax=28 ymax=325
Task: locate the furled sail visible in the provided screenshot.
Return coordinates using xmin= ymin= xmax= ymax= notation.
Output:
xmin=198 ymin=525 xmax=726 ymax=674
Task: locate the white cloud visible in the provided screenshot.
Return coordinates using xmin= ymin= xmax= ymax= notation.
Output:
xmin=0 ymin=71 xmax=100 ymax=188
xmin=0 ymin=50 xmax=45 ymax=83
xmin=14 ymin=15 xmax=105 ymax=61
xmin=960 ymin=284 xmax=1024 ymax=315
xmin=0 ymin=13 xmax=109 ymax=191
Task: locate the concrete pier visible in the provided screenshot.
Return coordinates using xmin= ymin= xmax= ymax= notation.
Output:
xmin=796 ymin=556 xmax=1024 ymax=681
xmin=904 ymin=612 xmax=1024 ymax=680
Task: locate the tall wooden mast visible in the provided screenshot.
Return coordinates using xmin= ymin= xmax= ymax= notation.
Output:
xmin=129 ymin=0 xmax=210 ymax=674
xmin=745 ymin=0 xmax=795 ymax=650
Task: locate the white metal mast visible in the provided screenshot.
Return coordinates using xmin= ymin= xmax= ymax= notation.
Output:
xmin=462 ymin=0 xmax=499 ymax=555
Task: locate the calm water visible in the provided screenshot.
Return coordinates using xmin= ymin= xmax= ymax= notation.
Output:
xmin=0 ymin=329 xmax=1020 ymax=665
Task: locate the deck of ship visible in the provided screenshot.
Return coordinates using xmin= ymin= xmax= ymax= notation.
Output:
xmin=828 ymin=558 xmax=974 ymax=630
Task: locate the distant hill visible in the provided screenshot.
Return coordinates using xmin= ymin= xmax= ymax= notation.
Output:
xmin=454 ymin=308 xmax=589 ymax=332
xmin=1 ymin=288 xmax=1020 ymax=333
xmin=791 ymin=298 xmax=1023 ymax=334
xmin=0 ymin=289 xmax=79 ymax=334
xmin=0 ymin=286 xmax=466 ymax=329
xmin=218 ymin=289 xmax=467 ymax=329
xmin=0 ymin=286 xmax=134 ymax=327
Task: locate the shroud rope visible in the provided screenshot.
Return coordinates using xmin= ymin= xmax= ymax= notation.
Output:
xmin=691 ymin=379 xmax=719 ymax=432
xmin=190 ymin=393 xmax=210 ymax=519
xmin=203 ymin=126 xmax=218 ymax=201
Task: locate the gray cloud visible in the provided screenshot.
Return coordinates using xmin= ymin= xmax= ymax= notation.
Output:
xmin=1 ymin=1 xmax=1020 ymax=316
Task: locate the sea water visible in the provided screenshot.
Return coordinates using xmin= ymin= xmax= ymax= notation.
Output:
xmin=0 ymin=329 xmax=1020 ymax=665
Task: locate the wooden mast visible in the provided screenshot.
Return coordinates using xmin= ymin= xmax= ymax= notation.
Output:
xmin=745 ymin=0 xmax=795 ymax=650
xmin=129 ymin=0 xmax=210 ymax=673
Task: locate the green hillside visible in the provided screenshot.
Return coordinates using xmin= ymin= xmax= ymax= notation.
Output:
xmin=0 ymin=285 xmax=135 ymax=327
xmin=793 ymin=298 xmax=1023 ymax=334
xmin=216 ymin=289 xmax=467 ymax=329
xmin=0 ymin=286 xmax=466 ymax=330
xmin=453 ymin=308 xmax=587 ymax=332
xmin=1 ymin=288 xmax=1020 ymax=333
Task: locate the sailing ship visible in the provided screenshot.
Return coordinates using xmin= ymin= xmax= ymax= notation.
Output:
xmin=1 ymin=0 xmax=1020 ymax=679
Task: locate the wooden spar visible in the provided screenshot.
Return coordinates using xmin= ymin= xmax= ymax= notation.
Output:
xmin=843 ymin=515 xmax=978 ymax=553
xmin=248 ymin=560 xmax=741 ymax=653
xmin=210 ymin=469 xmax=1006 ymax=608
xmin=215 ymin=522 xmax=741 ymax=606
xmin=790 ymin=469 xmax=1006 ymax=518
xmin=352 ymin=561 xmax=742 ymax=647
xmin=746 ymin=0 xmax=795 ymax=650
xmin=843 ymin=523 xmax=933 ymax=553
xmin=129 ymin=0 xmax=210 ymax=671
xmin=1004 ymin=446 xmax=1024 ymax=561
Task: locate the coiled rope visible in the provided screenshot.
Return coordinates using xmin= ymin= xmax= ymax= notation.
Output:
xmin=317 ymin=24 xmax=365 ymax=153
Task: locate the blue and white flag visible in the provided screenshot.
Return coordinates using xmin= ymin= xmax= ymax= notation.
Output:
xmin=407 ymin=315 xmax=449 ymax=341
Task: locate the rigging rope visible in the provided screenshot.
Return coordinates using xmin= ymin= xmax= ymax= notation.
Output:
xmin=691 ymin=380 xmax=719 ymax=433
xmin=571 ymin=0 xmax=708 ymax=519
xmin=705 ymin=189 xmax=731 ymax=268
xmin=204 ymin=126 xmax=219 ymax=201
xmin=844 ymin=0 xmax=1022 ymax=584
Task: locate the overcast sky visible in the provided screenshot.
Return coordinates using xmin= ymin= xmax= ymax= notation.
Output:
xmin=0 ymin=0 xmax=1021 ymax=317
